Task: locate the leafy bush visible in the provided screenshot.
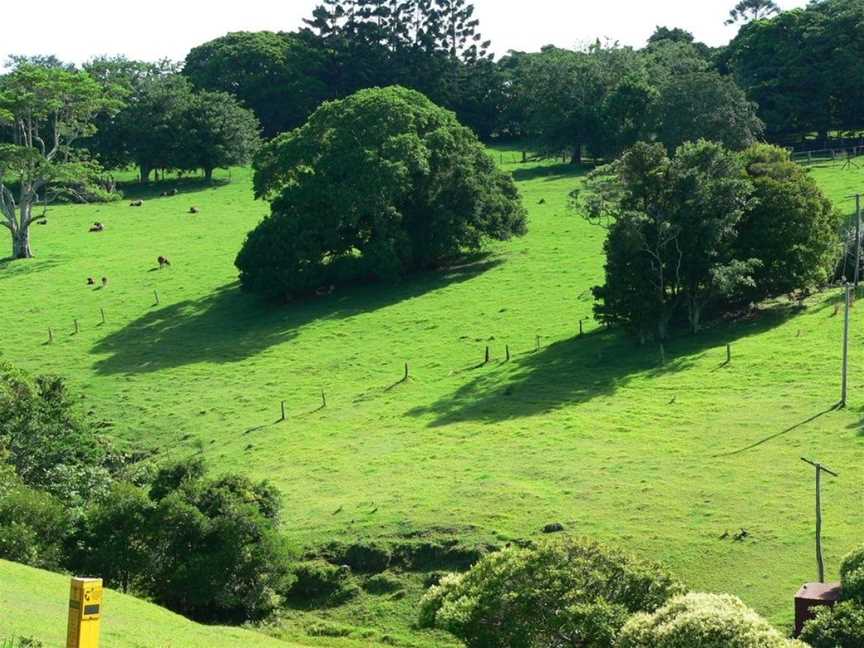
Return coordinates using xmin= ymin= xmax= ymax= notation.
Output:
xmin=289 ymin=560 xmax=358 ymax=604
xmin=236 ymin=86 xmax=527 ymax=299
xmin=840 ymin=545 xmax=864 ymax=603
xmin=419 ymin=537 xmax=684 ymax=647
xmin=66 ymin=482 xmax=153 ymax=592
xmin=145 ymin=469 xmax=294 ymax=622
xmin=0 ymin=485 xmax=69 ymax=569
xmin=617 ymin=592 xmax=806 ymax=647
xmin=0 ymin=363 xmax=112 ymax=507
xmin=799 ymin=601 xmax=864 ymax=647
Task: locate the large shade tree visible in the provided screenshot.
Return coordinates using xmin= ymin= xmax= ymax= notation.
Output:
xmin=0 ymin=64 xmax=117 ymax=258
xmin=236 ymin=86 xmax=526 ymax=299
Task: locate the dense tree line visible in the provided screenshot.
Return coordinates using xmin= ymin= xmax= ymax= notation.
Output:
xmin=728 ymin=0 xmax=864 ymax=140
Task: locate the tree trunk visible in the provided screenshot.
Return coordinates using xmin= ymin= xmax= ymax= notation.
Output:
xmin=204 ymin=167 xmax=214 ymax=182
xmin=140 ymin=165 xmax=151 ymax=184
xmin=11 ymin=224 xmax=32 ymax=259
xmin=571 ymin=144 xmax=582 ymax=165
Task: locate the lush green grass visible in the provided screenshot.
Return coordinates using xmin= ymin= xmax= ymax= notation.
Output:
xmin=3 ymin=152 xmax=864 ymax=643
xmin=0 ymin=559 xmax=308 ymax=648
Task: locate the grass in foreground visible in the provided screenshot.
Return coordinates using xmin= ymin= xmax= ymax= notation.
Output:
xmin=2 ymin=153 xmax=864 ymax=642
xmin=0 ymin=559 xmax=311 ymax=648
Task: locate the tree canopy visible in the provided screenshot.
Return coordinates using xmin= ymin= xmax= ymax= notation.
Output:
xmin=0 ymin=64 xmax=119 ymax=258
xmin=236 ymin=86 xmax=526 ymax=299
xmin=578 ymin=141 xmax=838 ymax=341
xmin=183 ymin=31 xmax=330 ymax=138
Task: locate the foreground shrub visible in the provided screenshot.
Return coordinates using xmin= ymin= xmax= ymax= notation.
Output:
xmin=800 ymin=601 xmax=864 ymax=647
xmin=840 ymin=544 xmax=864 ymax=603
xmin=419 ymin=537 xmax=684 ymax=647
xmin=617 ymin=592 xmax=805 ymax=647
xmin=0 ymin=485 xmax=69 ymax=569
xmin=236 ymin=86 xmax=527 ymax=299
xmin=0 ymin=363 xmax=112 ymax=507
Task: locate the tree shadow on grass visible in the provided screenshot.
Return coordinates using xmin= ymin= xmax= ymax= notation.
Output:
xmin=512 ymin=162 xmax=590 ymax=183
xmin=408 ymin=304 xmax=801 ymax=426
xmin=91 ymin=256 xmax=503 ymax=375
xmin=118 ymin=176 xmax=232 ymax=201
xmin=0 ymin=255 xmax=66 ymax=280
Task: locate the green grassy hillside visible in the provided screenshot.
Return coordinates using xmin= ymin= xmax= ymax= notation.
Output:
xmin=2 ymin=153 xmax=864 ymax=641
xmin=0 ymin=559 xmax=312 ymax=647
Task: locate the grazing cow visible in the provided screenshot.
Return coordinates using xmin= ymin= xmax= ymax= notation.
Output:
xmin=130 ymin=200 xmax=144 ymax=207
xmin=89 ymin=222 xmax=105 ymax=233
xmin=169 ymin=188 xmax=179 ymax=196
xmin=101 ymin=277 xmax=108 ymax=287
xmin=87 ymin=277 xmax=96 ymax=286
xmin=188 ymin=206 xmax=199 ymax=214
xmin=158 ymin=255 xmax=171 ymax=269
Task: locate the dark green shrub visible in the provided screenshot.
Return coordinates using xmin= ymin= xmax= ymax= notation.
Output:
xmin=289 ymin=560 xmax=357 ymax=604
xmin=66 ymin=482 xmax=153 ymax=592
xmin=841 ymin=545 xmax=864 ymax=603
xmin=800 ymin=601 xmax=864 ymax=647
xmin=236 ymin=86 xmax=527 ymax=299
xmin=419 ymin=537 xmax=684 ymax=648
xmin=0 ymin=485 xmax=70 ymax=569
xmin=0 ymin=363 xmax=111 ymax=507
xmin=618 ymin=592 xmax=806 ymax=647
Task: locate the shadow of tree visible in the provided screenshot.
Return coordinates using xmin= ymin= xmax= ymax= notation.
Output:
xmin=119 ymin=176 xmax=232 ymax=201
xmin=91 ymin=256 xmax=503 ymax=375
xmin=408 ymin=304 xmax=801 ymax=426
xmin=512 ymin=162 xmax=590 ymax=183
xmin=0 ymin=255 xmax=66 ymax=279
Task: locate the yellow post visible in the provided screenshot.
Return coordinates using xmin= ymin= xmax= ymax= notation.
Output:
xmin=66 ymin=577 xmax=103 ymax=648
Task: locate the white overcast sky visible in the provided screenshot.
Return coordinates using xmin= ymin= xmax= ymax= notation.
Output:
xmin=3 ymin=0 xmax=809 ymax=67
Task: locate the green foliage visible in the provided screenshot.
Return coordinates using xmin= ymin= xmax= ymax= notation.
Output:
xmin=617 ymin=592 xmax=804 ymax=647
xmin=66 ymin=482 xmax=153 ymax=592
xmin=419 ymin=538 xmax=683 ymax=647
xmin=177 ymin=91 xmax=260 ymax=180
xmin=736 ymin=145 xmax=839 ymax=296
xmin=729 ymin=0 xmax=864 ymax=136
xmin=0 ymin=363 xmax=111 ymax=507
xmin=183 ymin=31 xmax=331 ymax=138
xmin=144 ymin=465 xmax=294 ymax=623
xmin=0 ymin=63 xmax=120 ymax=258
xmin=651 ymin=69 xmax=763 ymax=152
xmin=580 ymin=141 xmax=837 ymax=340
xmin=237 ymin=86 xmax=526 ymax=298
xmin=509 ymin=45 xmax=655 ymax=162
xmin=799 ymin=601 xmax=864 ymax=648
xmin=726 ymin=0 xmax=781 ymax=25
xmin=581 ymin=141 xmax=755 ymax=339
xmin=0 ymin=485 xmax=69 ymax=570
xmin=289 ymin=560 xmax=358 ymax=604
xmin=840 ymin=544 xmax=864 ymax=603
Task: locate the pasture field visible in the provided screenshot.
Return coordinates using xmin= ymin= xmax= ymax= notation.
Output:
xmin=0 ymin=559 xmax=314 ymax=648
xmin=3 ymin=151 xmax=864 ymax=642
